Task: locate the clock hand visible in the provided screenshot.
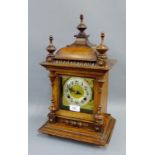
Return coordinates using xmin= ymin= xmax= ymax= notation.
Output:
xmin=69 ymin=88 xmax=82 ymax=95
xmin=69 ymin=88 xmax=75 ymax=93
xmin=76 ymin=91 xmax=81 ymax=95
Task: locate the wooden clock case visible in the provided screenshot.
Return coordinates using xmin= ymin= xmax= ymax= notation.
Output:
xmin=39 ymin=15 xmax=116 ymax=146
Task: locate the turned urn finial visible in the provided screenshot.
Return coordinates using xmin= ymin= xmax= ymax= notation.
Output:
xmin=46 ymin=35 xmax=56 ymax=62
xmin=100 ymin=32 xmax=104 ymax=45
xmin=74 ymin=14 xmax=89 ymax=38
xmin=96 ymin=33 xmax=108 ymax=66
xmin=77 ymin=14 xmax=87 ymax=31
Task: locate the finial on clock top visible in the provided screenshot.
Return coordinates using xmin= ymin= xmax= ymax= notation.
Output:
xmin=46 ymin=35 xmax=56 ymax=62
xmin=75 ymin=14 xmax=89 ymax=38
xmin=96 ymin=32 xmax=108 ymax=53
xmin=96 ymin=33 xmax=108 ymax=66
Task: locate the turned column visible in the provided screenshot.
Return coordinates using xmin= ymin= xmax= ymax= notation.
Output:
xmin=94 ymin=77 xmax=105 ymax=131
xmin=94 ymin=33 xmax=109 ymax=131
xmin=48 ymin=71 xmax=57 ymax=123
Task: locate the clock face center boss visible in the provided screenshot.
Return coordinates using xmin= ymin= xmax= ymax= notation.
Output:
xmin=39 ymin=14 xmax=116 ymax=146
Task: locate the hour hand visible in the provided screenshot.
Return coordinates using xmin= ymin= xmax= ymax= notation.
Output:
xmin=76 ymin=91 xmax=81 ymax=95
xmin=70 ymin=88 xmax=81 ymax=95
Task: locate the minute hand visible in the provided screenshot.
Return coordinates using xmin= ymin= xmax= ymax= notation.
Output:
xmin=69 ymin=88 xmax=81 ymax=95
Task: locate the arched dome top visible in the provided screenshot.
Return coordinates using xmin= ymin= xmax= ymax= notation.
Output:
xmin=54 ymin=14 xmax=97 ymax=62
xmin=55 ymin=39 xmax=97 ymax=62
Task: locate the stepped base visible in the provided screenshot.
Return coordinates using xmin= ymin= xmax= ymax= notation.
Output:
xmin=39 ymin=116 xmax=116 ymax=146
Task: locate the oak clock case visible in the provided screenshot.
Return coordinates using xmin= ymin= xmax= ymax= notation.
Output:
xmin=39 ymin=15 xmax=116 ymax=146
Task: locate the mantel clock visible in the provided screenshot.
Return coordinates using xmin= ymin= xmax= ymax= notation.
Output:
xmin=39 ymin=15 xmax=116 ymax=146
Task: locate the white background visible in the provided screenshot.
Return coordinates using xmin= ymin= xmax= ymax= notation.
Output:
xmin=0 ymin=0 xmax=155 ymax=155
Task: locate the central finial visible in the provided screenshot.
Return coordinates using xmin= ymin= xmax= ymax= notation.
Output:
xmin=75 ymin=14 xmax=89 ymax=38
xmin=49 ymin=35 xmax=53 ymax=44
xmin=80 ymin=14 xmax=84 ymax=22
xmin=100 ymin=32 xmax=105 ymax=45
xmin=77 ymin=14 xmax=87 ymax=32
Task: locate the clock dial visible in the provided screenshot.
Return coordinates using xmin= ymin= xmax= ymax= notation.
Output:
xmin=61 ymin=76 xmax=94 ymax=113
xmin=64 ymin=77 xmax=92 ymax=106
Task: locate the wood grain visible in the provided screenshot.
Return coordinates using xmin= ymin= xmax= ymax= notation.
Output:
xmin=39 ymin=14 xmax=116 ymax=146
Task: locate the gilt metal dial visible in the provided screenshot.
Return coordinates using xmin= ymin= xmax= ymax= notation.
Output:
xmin=63 ymin=77 xmax=92 ymax=106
